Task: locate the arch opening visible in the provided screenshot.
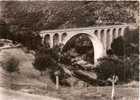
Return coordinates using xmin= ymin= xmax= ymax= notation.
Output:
xmin=53 ymin=33 xmax=59 ymax=46
xmin=62 ymin=33 xmax=67 ymax=41
xmin=44 ymin=34 xmax=50 ymax=47
xmin=94 ymin=30 xmax=98 ymax=36
xmin=62 ymin=33 xmax=94 ymax=63
xmin=118 ymin=28 xmax=122 ymax=36
xmin=101 ymin=29 xmax=105 ymax=44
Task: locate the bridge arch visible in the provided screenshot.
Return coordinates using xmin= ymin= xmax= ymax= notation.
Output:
xmin=62 ymin=32 xmax=105 ymax=63
xmin=40 ymin=25 xmax=128 ymax=63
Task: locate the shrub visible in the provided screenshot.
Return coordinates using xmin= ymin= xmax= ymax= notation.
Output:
xmin=2 ymin=57 xmax=20 ymax=73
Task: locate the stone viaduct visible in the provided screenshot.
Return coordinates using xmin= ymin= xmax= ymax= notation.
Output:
xmin=39 ymin=25 xmax=128 ymax=63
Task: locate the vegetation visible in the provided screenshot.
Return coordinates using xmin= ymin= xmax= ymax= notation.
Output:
xmin=2 ymin=56 xmax=20 ymax=73
xmin=33 ymin=47 xmax=58 ymax=76
xmin=95 ymin=54 xmax=139 ymax=83
xmin=110 ymin=29 xmax=139 ymax=57
xmin=0 ymin=1 xmax=138 ymax=50
xmin=96 ymin=28 xmax=139 ymax=83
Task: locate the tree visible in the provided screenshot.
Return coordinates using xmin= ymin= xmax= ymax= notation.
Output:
xmin=95 ymin=55 xmax=139 ymax=84
xmin=14 ymin=29 xmax=42 ymax=50
xmin=33 ymin=47 xmax=57 ymax=76
xmin=0 ymin=20 xmax=12 ymax=39
xmin=111 ymin=27 xmax=139 ymax=57
xmin=111 ymin=36 xmax=126 ymax=56
xmin=124 ymin=28 xmax=139 ymax=54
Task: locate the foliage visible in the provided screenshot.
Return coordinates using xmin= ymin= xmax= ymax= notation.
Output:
xmin=33 ymin=44 xmax=73 ymax=86
xmin=125 ymin=28 xmax=139 ymax=44
xmin=0 ymin=20 xmax=42 ymax=50
xmin=1 ymin=1 xmax=138 ymax=30
xmin=0 ymin=1 xmax=138 ymax=51
xmin=13 ymin=29 xmax=42 ymax=50
xmin=104 ymin=27 xmax=139 ymax=83
xmin=124 ymin=28 xmax=139 ymax=54
xmin=0 ymin=20 xmax=12 ymax=39
xmin=95 ymin=54 xmax=139 ymax=83
xmin=110 ymin=27 xmax=139 ymax=57
xmin=2 ymin=57 xmax=20 ymax=73
xmin=111 ymin=36 xmax=126 ymax=56
xmin=33 ymin=47 xmax=59 ymax=75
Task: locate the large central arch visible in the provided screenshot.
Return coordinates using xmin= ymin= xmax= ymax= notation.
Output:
xmin=61 ymin=32 xmax=105 ymax=63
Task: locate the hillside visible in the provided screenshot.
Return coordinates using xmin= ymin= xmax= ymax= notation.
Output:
xmin=0 ymin=1 xmax=138 ymax=31
xmin=0 ymin=47 xmax=56 ymax=89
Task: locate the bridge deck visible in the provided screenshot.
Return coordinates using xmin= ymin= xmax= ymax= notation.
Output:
xmin=40 ymin=24 xmax=128 ymax=34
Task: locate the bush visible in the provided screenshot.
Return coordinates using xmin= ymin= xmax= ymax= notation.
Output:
xmin=2 ymin=57 xmax=20 ymax=73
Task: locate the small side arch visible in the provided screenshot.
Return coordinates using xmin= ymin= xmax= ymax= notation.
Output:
xmin=62 ymin=33 xmax=67 ymax=42
xmin=53 ymin=33 xmax=59 ymax=46
xmin=44 ymin=34 xmax=50 ymax=47
xmin=94 ymin=30 xmax=98 ymax=36
xmin=118 ymin=28 xmax=122 ymax=36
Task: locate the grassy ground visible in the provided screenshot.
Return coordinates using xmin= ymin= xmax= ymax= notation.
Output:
xmin=0 ymin=48 xmax=139 ymax=100
xmin=0 ymin=87 xmax=60 ymax=100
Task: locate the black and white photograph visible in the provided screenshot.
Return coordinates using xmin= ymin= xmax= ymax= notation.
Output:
xmin=0 ymin=0 xmax=139 ymax=100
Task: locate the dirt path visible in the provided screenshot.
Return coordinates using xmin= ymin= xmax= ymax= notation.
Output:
xmin=0 ymin=87 xmax=61 ymax=100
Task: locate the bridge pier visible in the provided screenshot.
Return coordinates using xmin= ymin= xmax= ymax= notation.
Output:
xmin=58 ymin=33 xmax=62 ymax=44
xmin=108 ymin=28 xmax=113 ymax=50
xmin=103 ymin=29 xmax=107 ymax=50
xmin=50 ymin=35 xmax=53 ymax=48
xmin=97 ymin=29 xmax=101 ymax=40
xmin=116 ymin=28 xmax=119 ymax=38
xmin=120 ymin=27 xmax=126 ymax=36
